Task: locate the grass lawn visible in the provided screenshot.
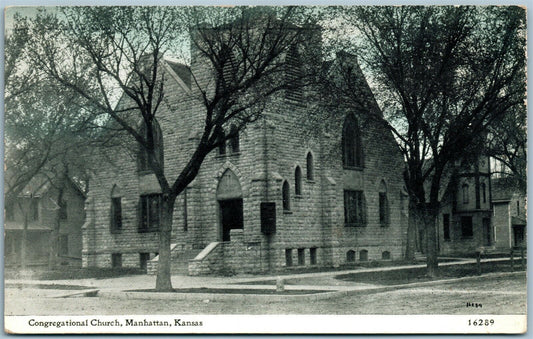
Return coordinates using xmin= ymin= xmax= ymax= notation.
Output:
xmin=4 ymin=267 xmax=145 ymax=280
xmin=335 ymin=260 xmax=525 ymax=285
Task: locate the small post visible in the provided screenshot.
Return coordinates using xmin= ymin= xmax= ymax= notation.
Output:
xmin=475 ymin=250 xmax=481 ymax=275
xmin=520 ymin=247 xmax=525 ymax=270
xmin=276 ymin=276 xmax=285 ymax=293
xmin=510 ymin=248 xmax=514 ymax=271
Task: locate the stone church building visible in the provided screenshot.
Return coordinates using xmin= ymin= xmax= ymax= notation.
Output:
xmin=82 ymin=24 xmax=409 ymax=275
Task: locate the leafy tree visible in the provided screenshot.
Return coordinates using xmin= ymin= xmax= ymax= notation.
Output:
xmin=16 ymin=6 xmax=315 ymax=290
xmin=326 ymin=6 xmax=526 ymax=276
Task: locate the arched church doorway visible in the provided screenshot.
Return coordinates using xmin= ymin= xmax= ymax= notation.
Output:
xmin=216 ymin=169 xmax=243 ymax=241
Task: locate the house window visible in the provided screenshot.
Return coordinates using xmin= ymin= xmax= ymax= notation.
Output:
xmin=344 ymin=190 xmax=366 ymax=226
xmin=306 ymin=152 xmax=314 ymax=180
xmin=111 ymin=253 xmax=122 ymax=268
xmin=310 ymin=248 xmax=317 ymax=265
xmin=282 ymin=181 xmax=290 ymax=211
xmin=5 ymin=201 xmax=14 ymax=221
xmin=481 ymin=183 xmax=487 ymax=203
xmin=443 ymin=214 xmax=450 ymax=241
xmin=59 ymin=235 xmax=68 ymax=256
xmin=30 ymin=199 xmax=39 ymax=221
xmin=111 ymin=197 xmax=122 ymax=232
xmin=342 ymin=114 xmax=363 ymax=168
xmin=139 ymin=194 xmax=161 ymax=232
xmin=462 ymin=184 xmax=469 ymax=204
xmin=138 ymin=120 xmax=164 ymax=173
xmin=59 ymin=198 xmax=67 ymax=220
xmin=461 ymin=216 xmax=473 ymax=238
xmin=285 ymin=249 xmax=293 ymax=267
xmin=346 ymin=250 xmax=356 ymax=263
xmin=294 ymin=167 xmax=302 ymax=196
xmin=140 ymin=253 xmax=150 ymax=272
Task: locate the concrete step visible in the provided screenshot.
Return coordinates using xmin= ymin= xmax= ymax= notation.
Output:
xmin=147 ymin=247 xmax=201 ymax=275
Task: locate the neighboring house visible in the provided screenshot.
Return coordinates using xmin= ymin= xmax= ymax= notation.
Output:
xmin=82 ymin=23 xmax=409 ymax=275
xmin=438 ymin=156 xmax=493 ymax=255
xmin=4 ymin=175 xmax=86 ymax=267
xmin=491 ymin=178 xmax=526 ymax=250
xmin=437 ymin=156 xmax=527 ymax=255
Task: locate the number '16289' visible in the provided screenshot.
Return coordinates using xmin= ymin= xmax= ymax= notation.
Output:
xmin=469 ymin=319 xmax=494 ymax=326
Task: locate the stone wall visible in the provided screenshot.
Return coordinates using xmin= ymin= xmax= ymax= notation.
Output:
xmin=83 ymin=31 xmax=409 ymax=274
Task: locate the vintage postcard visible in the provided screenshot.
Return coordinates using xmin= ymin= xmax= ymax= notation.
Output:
xmin=3 ymin=3 xmax=527 ymax=334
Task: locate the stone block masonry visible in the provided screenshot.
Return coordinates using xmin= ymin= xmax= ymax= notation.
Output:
xmin=83 ymin=25 xmax=409 ymax=275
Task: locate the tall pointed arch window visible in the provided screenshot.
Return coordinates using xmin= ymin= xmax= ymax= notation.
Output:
xmin=282 ymin=181 xmax=291 ymax=211
xmin=138 ymin=119 xmax=164 ymax=173
xmin=379 ymin=180 xmax=390 ymax=226
xmin=295 ymin=166 xmax=302 ymax=196
xmin=110 ymin=185 xmax=123 ymax=233
xmin=306 ymin=152 xmax=314 ymax=180
xmin=342 ymin=114 xmax=363 ymax=168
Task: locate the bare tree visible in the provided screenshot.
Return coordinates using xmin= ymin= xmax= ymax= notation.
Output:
xmin=486 ymin=104 xmax=527 ymax=190
xmin=17 ymin=6 xmax=316 ymax=290
xmin=5 ymin=18 xmax=95 ymax=269
xmin=323 ymin=6 xmax=526 ymax=276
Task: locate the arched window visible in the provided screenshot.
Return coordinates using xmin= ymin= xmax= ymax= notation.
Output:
xmin=462 ymin=184 xmax=469 ymax=204
xmin=282 ymin=181 xmax=290 ymax=211
xmin=379 ymin=180 xmax=389 ymax=226
xmin=306 ymin=152 xmax=314 ymax=180
xmin=228 ymin=124 xmax=240 ymax=154
xmin=481 ymin=183 xmax=487 ymax=203
xmin=342 ymin=114 xmax=363 ymax=168
xmin=346 ymin=250 xmax=356 ymax=263
xmin=359 ymin=249 xmax=368 ymax=261
xmin=138 ymin=119 xmax=164 ymax=173
xmin=294 ymin=166 xmax=302 ymax=196
xmin=110 ymin=185 xmax=122 ymax=232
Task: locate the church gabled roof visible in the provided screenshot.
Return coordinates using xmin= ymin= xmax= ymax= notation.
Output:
xmin=166 ymin=60 xmax=191 ymax=89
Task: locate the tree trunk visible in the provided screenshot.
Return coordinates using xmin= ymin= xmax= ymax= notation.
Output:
xmin=424 ymin=206 xmax=439 ymax=277
xmin=404 ymin=198 xmax=418 ymax=261
xmin=49 ymin=187 xmax=64 ymax=269
xmin=155 ymin=196 xmax=175 ymax=291
xmin=21 ymin=214 xmax=28 ymax=272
